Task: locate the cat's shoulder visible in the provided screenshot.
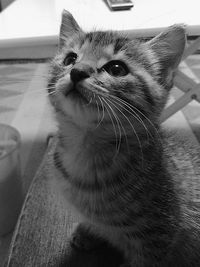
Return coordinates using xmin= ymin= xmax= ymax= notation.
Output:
xmin=162 ymin=129 xmax=200 ymax=206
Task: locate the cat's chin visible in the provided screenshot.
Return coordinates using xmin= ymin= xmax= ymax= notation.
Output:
xmin=67 ymin=88 xmax=88 ymax=104
xmin=56 ymin=81 xmax=109 ymax=128
xmin=56 ymin=91 xmax=98 ymax=128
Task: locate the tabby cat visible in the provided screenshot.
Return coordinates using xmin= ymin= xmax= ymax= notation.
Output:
xmin=48 ymin=10 xmax=200 ymax=267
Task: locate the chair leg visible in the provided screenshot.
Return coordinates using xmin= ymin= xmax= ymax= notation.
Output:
xmin=160 ymin=90 xmax=194 ymax=123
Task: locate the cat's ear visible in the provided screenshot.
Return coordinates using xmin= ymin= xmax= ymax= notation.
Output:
xmin=147 ymin=25 xmax=186 ymax=69
xmin=59 ymin=10 xmax=82 ymax=48
xmin=147 ymin=25 xmax=186 ymax=84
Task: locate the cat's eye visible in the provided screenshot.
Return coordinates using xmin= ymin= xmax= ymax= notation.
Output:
xmin=63 ymin=52 xmax=77 ymax=66
xmin=102 ymin=60 xmax=129 ymax=77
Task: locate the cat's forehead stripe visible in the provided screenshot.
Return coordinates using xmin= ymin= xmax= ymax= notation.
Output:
xmin=84 ymin=31 xmax=127 ymax=48
xmin=79 ymin=33 xmax=128 ymax=62
xmin=114 ymin=37 xmax=129 ymax=54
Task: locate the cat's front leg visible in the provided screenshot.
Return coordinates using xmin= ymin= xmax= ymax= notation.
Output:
xmin=70 ymin=222 xmax=107 ymax=251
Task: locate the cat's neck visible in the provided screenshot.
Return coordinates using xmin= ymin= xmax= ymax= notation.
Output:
xmin=57 ymin=119 xmax=166 ymax=182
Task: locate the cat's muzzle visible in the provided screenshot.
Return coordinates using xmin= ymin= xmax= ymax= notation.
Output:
xmin=65 ymin=81 xmax=90 ymax=103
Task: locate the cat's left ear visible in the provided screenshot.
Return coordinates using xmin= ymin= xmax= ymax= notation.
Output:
xmin=146 ymin=25 xmax=186 ymax=84
xmin=59 ymin=10 xmax=82 ymax=48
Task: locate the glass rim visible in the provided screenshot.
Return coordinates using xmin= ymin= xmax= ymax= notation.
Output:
xmin=0 ymin=123 xmax=21 ymax=160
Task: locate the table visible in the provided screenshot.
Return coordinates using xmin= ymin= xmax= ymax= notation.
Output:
xmin=0 ymin=0 xmax=199 ymax=120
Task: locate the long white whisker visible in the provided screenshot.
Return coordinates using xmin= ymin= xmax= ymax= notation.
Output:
xmin=109 ymin=94 xmax=162 ymax=145
xmin=96 ymin=99 xmax=100 ymax=123
xmin=109 ymin=96 xmax=151 ymax=141
xmin=88 ymin=82 xmax=109 ymax=93
xmin=104 ymin=97 xmax=130 ymax=153
xmin=130 ymin=104 xmax=162 ymax=144
xmin=86 ymin=81 xmax=161 ymax=148
xmin=48 ymin=90 xmax=57 ymax=96
xmin=22 ymin=87 xmax=56 ymax=96
xmin=102 ymin=97 xmax=121 ymax=158
xmin=95 ymin=96 xmax=105 ymax=129
xmin=106 ymin=97 xmax=144 ymax=167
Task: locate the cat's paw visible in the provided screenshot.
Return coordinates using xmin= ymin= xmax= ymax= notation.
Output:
xmin=70 ymin=223 xmax=106 ymax=251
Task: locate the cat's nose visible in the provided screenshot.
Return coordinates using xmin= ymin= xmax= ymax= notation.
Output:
xmin=70 ymin=69 xmax=90 ymax=83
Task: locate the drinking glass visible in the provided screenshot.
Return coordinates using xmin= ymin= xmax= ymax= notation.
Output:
xmin=0 ymin=124 xmax=23 ymax=236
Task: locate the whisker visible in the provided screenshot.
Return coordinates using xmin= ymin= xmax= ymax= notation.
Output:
xmin=108 ymin=95 xmax=152 ymax=142
xmin=103 ymin=96 xmax=130 ymax=152
xmin=130 ymin=104 xmax=162 ymax=144
xmin=110 ymin=102 xmax=130 ymax=154
xmin=88 ymin=82 xmax=144 ymax=158
xmin=85 ymin=81 xmax=161 ymax=150
xmin=47 ymin=82 xmax=57 ymax=87
xmin=109 ymin=95 xmax=162 ymax=145
xmin=102 ymin=97 xmax=121 ymax=159
xmin=106 ymin=97 xmax=144 ymax=167
xmin=48 ymin=90 xmax=57 ymax=96
xmin=95 ymin=96 xmax=105 ymax=129
xmin=87 ymin=81 xmax=109 ymax=93
xmin=95 ymin=97 xmax=101 ymax=127
xmin=85 ymin=91 xmax=94 ymax=106
xmin=21 ymin=87 xmax=56 ymax=97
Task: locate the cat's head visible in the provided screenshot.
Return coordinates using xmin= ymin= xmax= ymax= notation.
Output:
xmin=48 ymin=10 xmax=186 ymax=131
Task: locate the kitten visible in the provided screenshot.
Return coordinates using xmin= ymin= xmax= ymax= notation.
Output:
xmin=48 ymin=10 xmax=200 ymax=267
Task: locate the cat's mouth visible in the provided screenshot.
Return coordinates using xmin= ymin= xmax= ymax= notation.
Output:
xmin=66 ymin=85 xmax=83 ymax=99
xmin=58 ymin=79 xmax=102 ymax=113
xmin=65 ymin=82 xmax=92 ymax=104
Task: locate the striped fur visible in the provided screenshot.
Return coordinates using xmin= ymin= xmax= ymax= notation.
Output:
xmin=47 ymin=10 xmax=200 ymax=267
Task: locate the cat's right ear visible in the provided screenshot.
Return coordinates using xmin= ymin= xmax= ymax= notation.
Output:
xmin=59 ymin=10 xmax=82 ymax=48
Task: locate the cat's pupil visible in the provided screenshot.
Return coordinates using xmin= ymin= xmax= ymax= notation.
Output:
xmin=103 ymin=60 xmax=129 ymax=77
xmin=110 ymin=64 xmax=125 ymax=76
xmin=63 ymin=52 xmax=77 ymax=66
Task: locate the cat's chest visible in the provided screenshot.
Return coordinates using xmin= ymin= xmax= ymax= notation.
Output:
xmin=52 ymin=150 xmax=102 ymax=207
xmin=52 ymin=159 xmax=113 ymax=222
xmin=56 ymin=168 xmax=107 ymax=216
xmin=53 ymin=142 xmax=142 ymax=224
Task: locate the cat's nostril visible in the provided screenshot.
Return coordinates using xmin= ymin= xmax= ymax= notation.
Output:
xmin=70 ymin=69 xmax=90 ymax=83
